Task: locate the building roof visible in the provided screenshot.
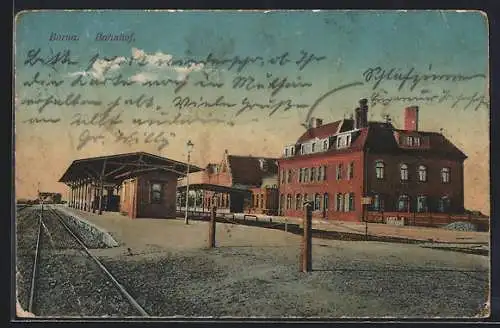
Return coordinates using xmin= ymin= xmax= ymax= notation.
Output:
xmin=59 ymin=151 xmax=203 ymax=185
xmin=296 ymin=121 xmax=342 ymax=143
xmin=227 ymin=155 xmax=278 ymax=186
xmin=290 ymin=120 xmax=467 ymax=160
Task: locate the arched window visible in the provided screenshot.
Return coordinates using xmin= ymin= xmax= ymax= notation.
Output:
xmin=441 ymin=167 xmax=451 ymax=183
xmin=286 ymin=194 xmax=292 ymax=209
xmin=348 ymin=193 xmax=355 ymax=211
xmin=397 ymin=194 xmax=410 ymax=212
xmin=400 ymin=163 xmax=409 ymax=181
xmin=375 ymin=161 xmax=385 ymax=179
xmin=323 ymin=193 xmax=329 ymax=211
xmin=438 ymin=196 xmax=451 ymax=213
xmin=348 ymin=162 xmax=354 ymax=179
xmin=335 ymin=193 xmax=343 ymax=211
xmin=311 ymin=167 xmax=316 ymax=182
xmin=416 ymin=195 xmax=428 ymax=212
xmin=311 ymin=143 xmax=316 ymax=152
xmin=336 ymin=163 xmax=343 ymax=180
xmin=314 ymin=193 xmax=321 ymax=210
xmin=295 ymin=194 xmax=302 ymax=210
xmin=343 ymin=193 xmax=350 ymax=212
xmin=323 ymin=140 xmax=329 ymax=150
xmin=372 ymin=193 xmax=384 ymax=211
xmin=418 ymin=165 xmax=427 ymax=182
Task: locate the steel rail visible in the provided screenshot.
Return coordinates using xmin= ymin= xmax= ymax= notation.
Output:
xmin=47 ymin=207 xmax=149 ymax=317
xmin=28 ymin=208 xmax=43 ymax=314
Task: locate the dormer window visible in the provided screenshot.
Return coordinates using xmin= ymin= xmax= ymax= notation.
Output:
xmin=323 ymin=139 xmax=329 ymax=151
xmin=284 ymin=148 xmax=289 ymax=157
xmin=311 ymin=142 xmax=316 ymax=153
xmin=300 ymin=144 xmax=305 ymax=155
xmin=405 ymin=135 xmax=421 ymax=147
xmin=291 ymin=146 xmax=295 ymax=156
xmin=336 ymin=134 xmax=351 ymax=149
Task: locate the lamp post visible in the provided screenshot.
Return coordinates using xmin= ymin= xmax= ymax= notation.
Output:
xmin=184 ymin=140 xmax=194 ymax=225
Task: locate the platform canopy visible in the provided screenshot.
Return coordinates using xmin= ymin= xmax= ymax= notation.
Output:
xmin=177 ymin=183 xmax=252 ymax=195
xmin=59 ymin=151 xmax=203 ymax=185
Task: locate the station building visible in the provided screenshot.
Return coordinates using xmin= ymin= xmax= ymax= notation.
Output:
xmin=59 ymin=152 xmax=202 ymax=219
xmin=178 ymin=150 xmax=279 ymax=215
xmin=278 ymin=99 xmax=468 ymax=223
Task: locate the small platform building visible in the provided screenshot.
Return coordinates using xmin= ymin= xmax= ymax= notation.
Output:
xmin=59 ymin=152 xmax=202 ymax=219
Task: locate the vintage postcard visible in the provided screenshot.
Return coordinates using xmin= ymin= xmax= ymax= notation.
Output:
xmin=13 ymin=10 xmax=490 ymax=319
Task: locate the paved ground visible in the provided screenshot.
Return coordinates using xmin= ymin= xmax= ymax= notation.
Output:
xmin=54 ymin=206 xmax=489 ymax=318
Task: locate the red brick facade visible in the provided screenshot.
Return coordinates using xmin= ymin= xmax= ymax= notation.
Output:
xmin=186 ymin=151 xmax=279 ymax=213
xmin=278 ymin=100 xmax=467 ymax=223
xmin=279 ymin=151 xmax=364 ymax=221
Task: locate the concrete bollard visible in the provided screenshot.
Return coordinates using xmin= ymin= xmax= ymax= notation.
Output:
xmin=208 ymin=206 xmax=216 ymax=248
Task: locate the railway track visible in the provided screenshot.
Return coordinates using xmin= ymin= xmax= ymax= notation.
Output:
xmin=20 ymin=206 xmax=149 ymax=317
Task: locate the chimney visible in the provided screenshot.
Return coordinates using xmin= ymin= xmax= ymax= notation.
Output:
xmin=309 ymin=117 xmax=323 ymax=129
xmin=404 ymin=106 xmax=419 ymax=131
xmin=354 ymin=98 xmax=368 ymax=129
xmin=259 ymin=158 xmax=268 ymax=171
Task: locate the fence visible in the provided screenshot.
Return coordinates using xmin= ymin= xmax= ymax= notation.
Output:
xmin=366 ymin=211 xmax=490 ymax=231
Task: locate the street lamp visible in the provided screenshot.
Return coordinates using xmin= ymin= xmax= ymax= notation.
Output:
xmin=184 ymin=140 xmax=194 ymax=224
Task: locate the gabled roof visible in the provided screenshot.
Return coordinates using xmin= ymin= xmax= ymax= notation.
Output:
xmin=296 ymin=120 xmax=342 ymax=143
xmin=59 ymin=151 xmax=203 ymax=185
xmin=227 ymin=155 xmax=278 ymax=186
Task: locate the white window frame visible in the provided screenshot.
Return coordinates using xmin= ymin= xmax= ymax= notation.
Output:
xmin=375 ymin=161 xmax=385 ymax=179
xmin=418 ymin=165 xmax=427 ymax=182
xmin=400 ymin=163 xmax=409 ymax=181
xmin=441 ymin=167 xmax=451 ymax=183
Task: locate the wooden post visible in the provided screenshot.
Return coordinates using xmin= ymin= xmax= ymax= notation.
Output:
xmin=301 ymin=201 xmax=313 ymax=272
xmin=208 ymin=206 xmax=216 ymax=248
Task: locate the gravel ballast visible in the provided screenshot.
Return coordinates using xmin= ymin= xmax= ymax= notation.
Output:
xmin=16 ymin=207 xmax=142 ymax=317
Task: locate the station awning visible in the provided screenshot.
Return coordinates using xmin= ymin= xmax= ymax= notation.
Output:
xmin=59 ymin=152 xmax=203 ymax=185
xmin=177 ymin=183 xmax=252 ymax=194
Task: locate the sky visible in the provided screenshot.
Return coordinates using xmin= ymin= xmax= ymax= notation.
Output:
xmin=14 ymin=10 xmax=490 ymax=214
